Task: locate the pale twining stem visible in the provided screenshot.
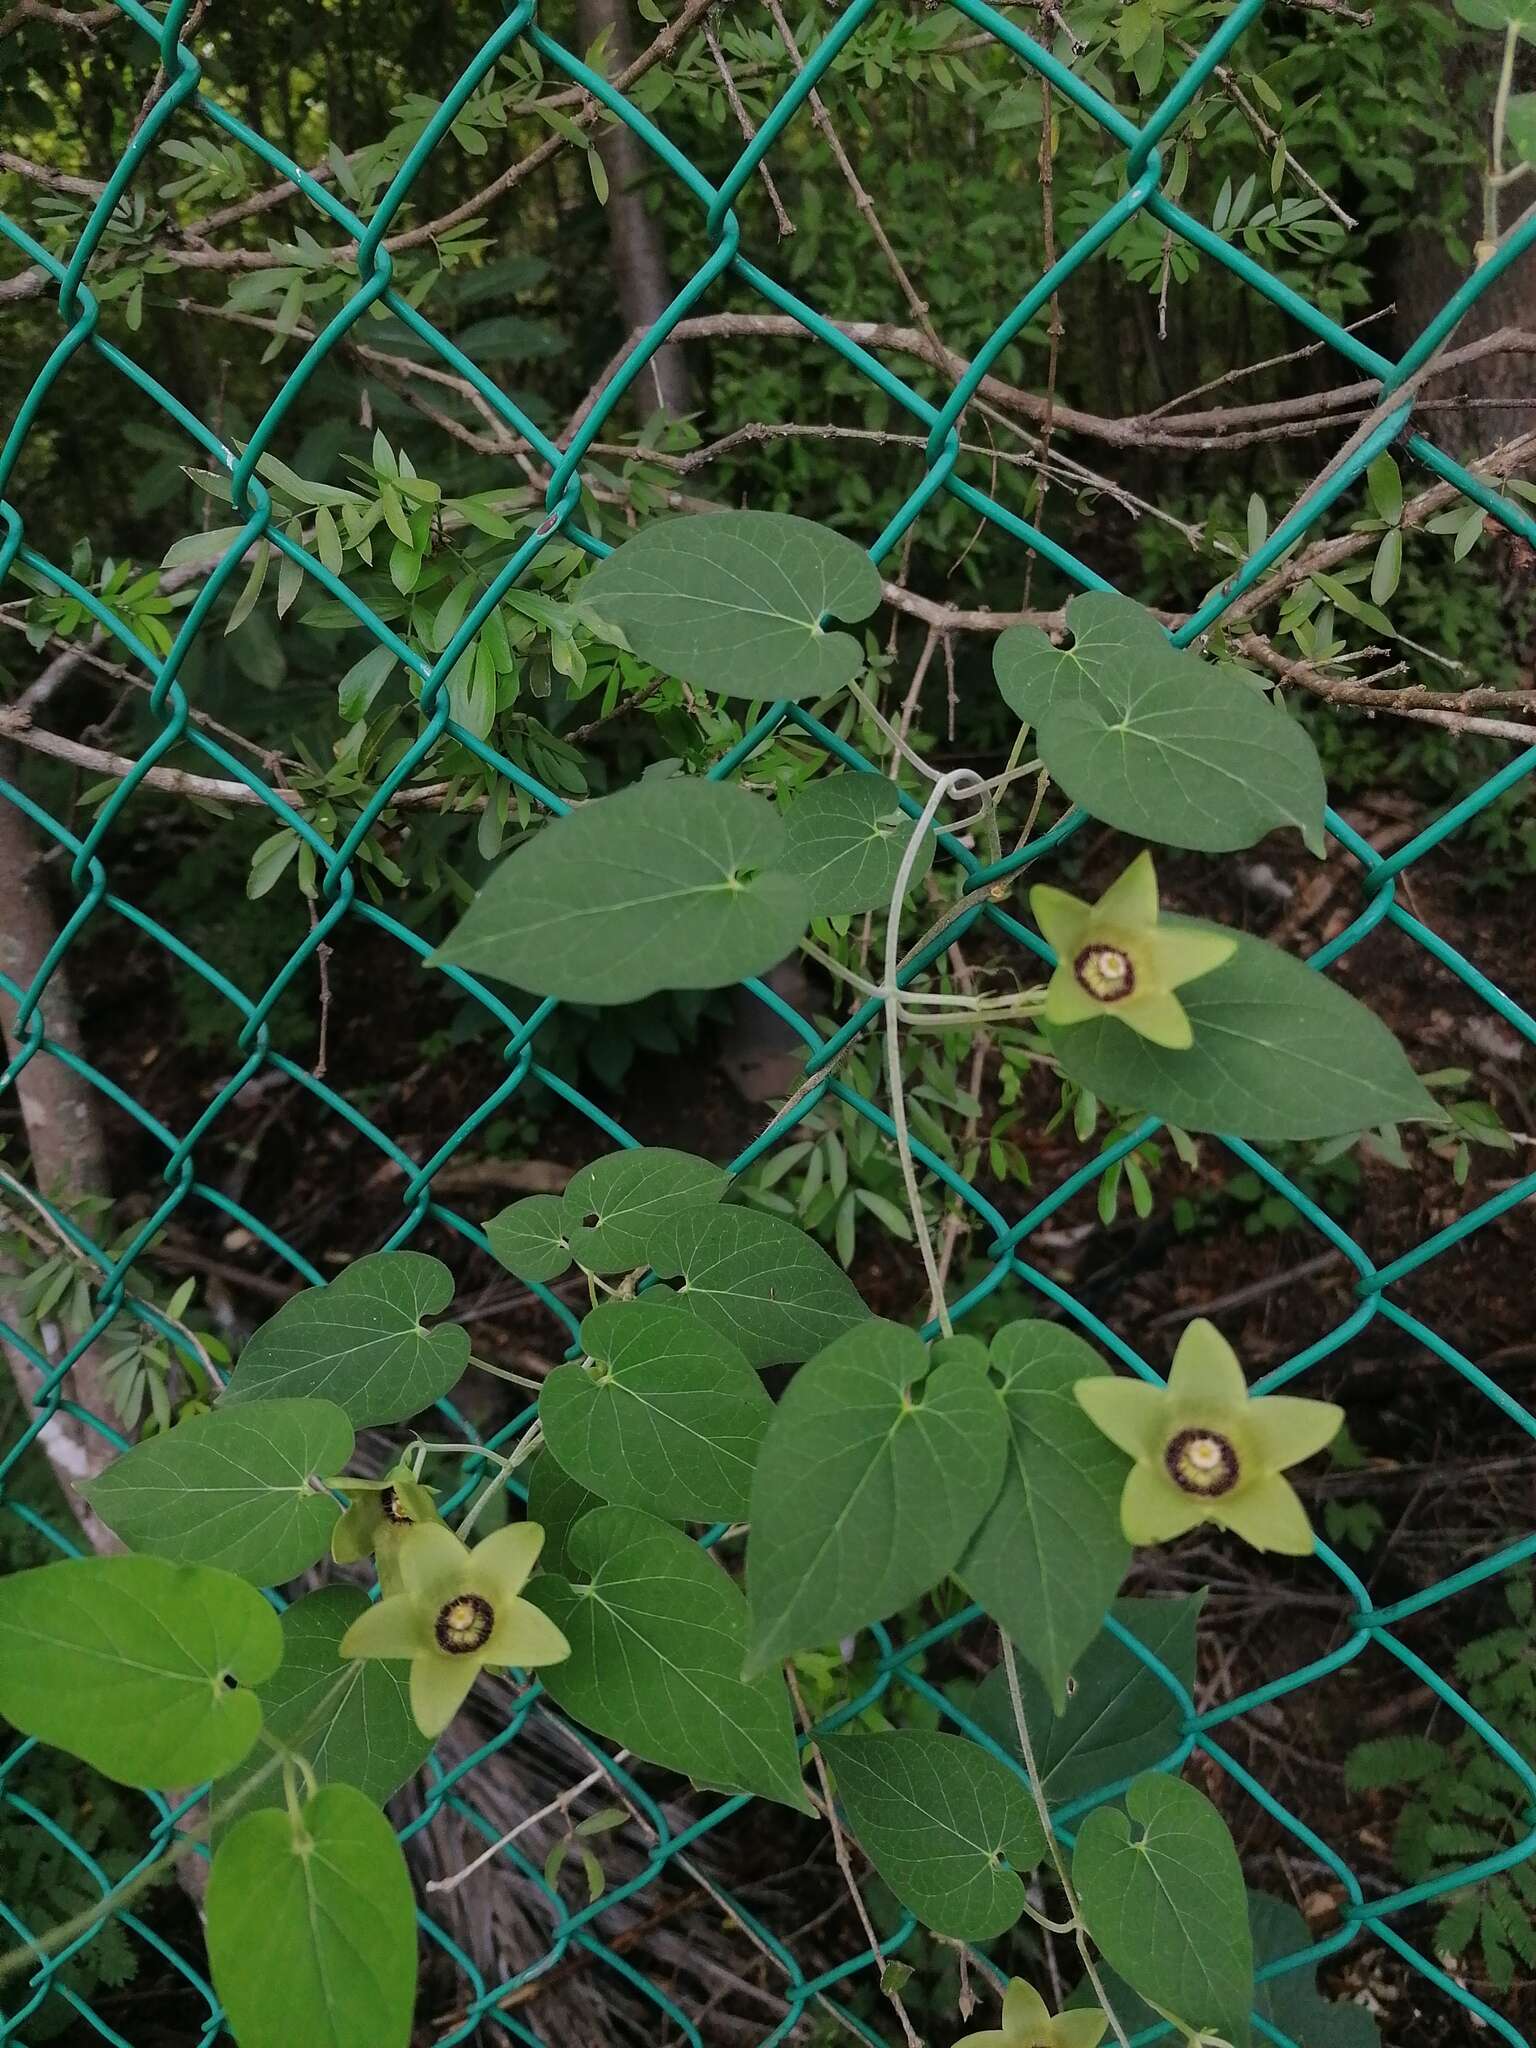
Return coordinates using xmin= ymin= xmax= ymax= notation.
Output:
xmin=1000 ymin=1637 xmax=1132 ymax=2048
xmin=425 ymin=1760 xmax=617 ymax=1894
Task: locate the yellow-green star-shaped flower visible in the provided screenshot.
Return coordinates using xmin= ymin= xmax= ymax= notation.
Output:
xmin=340 ymin=1521 xmax=570 ymax=1737
xmin=331 ymin=1463 xmax=439 ymax=1591
xmin=1075 ymin=1319 xmax=1343 ymax=1555
xmin=957 ymin=1978 xmax=1109 ymax=2048
xmin=1029 ymin=851 xmax=1235 ymax=1050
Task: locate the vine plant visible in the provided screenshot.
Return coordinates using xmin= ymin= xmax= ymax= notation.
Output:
xmin=0 ymin=510 xmax=1436 ymax=2048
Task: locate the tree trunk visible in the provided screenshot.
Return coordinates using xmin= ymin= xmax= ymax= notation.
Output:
xmin=573 ymin=0 xmax=694 ymax=418
xmin=0 ymin=764 xmax=120 ymax=1551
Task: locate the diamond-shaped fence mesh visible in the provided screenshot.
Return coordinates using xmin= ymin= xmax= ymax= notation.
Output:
xmin=1 ymin=0 xmax=1535 ymax=2041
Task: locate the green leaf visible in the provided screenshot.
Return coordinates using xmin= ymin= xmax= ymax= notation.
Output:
xmin=1454 ymin=0 xmax=1536 ymax=31
xmin=745 ymin=1319 xmax=1006 ymax=1674
xmin=530 ymin=1505 xmax=811 ymax=1811
xmin=649 ymin=1205 xmax=867 ymax=1368
xmin=561 ymin=1147 xmax=729 ymax=1271
xmin=485 ymin=1194 xmax=571 ymax=1284
xmin=821 ymin=1730 xmax=1046 ymax=1939
xmin=542 ymin=1298 xmax=771 ymax=1520
xmin=1507 ymin=91 xmax=1536 ymax=164
xmin=778 ymin=776 xmax=935 ymax=916
xmin=1251 ymin=1891 xmax=1379 ymax=2046
xmin=995 ymin=593 xmax=1325 ymax=854
xmin=957 ymin=1322 xmax=1130 ymax=1706
xmin=81 ymin=1398 xmax=353 ymax=1584
xmin=581 ymin=511 xmax=882 ymax=700
xmin=221 ymin=1251 xmax=469 ymax=1426
xmin=0 ymin=1556 xmax=280 ymax=1788
xmin=433 ymin=781 xmax=811 ymax=1004
xmin=526 ymin=1454 xmax=606 ymax=1575
xmin=206 ymin=1784 xmax=417 ymax=2048
xmin=1074 ymin=1773 xmax=1253 ymax=2047
xmin=970 ymin=1595 xmax=1203 ymax=1808
xmin=1047 ymin=920 xmax=1438 ymax=1139
xmin=212 ymin=1588 xmax=431 ymax=1839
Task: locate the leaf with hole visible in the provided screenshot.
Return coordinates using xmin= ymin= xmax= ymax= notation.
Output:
xmin=581 ymin=510 xmax=882 ymax=700
xmin=1047 ymin=920 xmax=1438 ymax=1139
xmin=745 ymin=1319 xmax=1006 ymax=1674
xmin=561 ymin=1147 xmax=729 ymax=1271
xmin=542 ymin=1298 xmax=771 ymax=1519
xmin=433 ymin=780 xmax=811 ymax=1003
xmin=530 ymin=1505 xmax=811 ymax=1810
xmin=212 ymin=1588 xmax=431 ymax=1839
xmin=0 ymin=1555 xmax=280 ymax=1787
xmin=778 ymin=775 xmax=935 ymax=915
xmin=970 ymin=1594 xmax=1203 ymax=1809
xmin=82 ymin=1397 xmax=353 ymax=1584
xmin=957 ymin=1322 xmax=1130 ymax=1707
xmin=649 ymin=1204 xmax=866 ymax=1368
xmin=220 ymin=1251 xmax=469 ymax=1426
xmin=485 ymin=1194 xmax=571 ymax=1284
xmin=822 ymin=1730 xmax=1046 ymax=1939
xmin=206 ymin=1783 xmax=417 ymax=2048
xmin=995 ymin=592 xmax=1325 ymax=854
xmin=1074 ymin=1773 xmax=1253 ymax=2046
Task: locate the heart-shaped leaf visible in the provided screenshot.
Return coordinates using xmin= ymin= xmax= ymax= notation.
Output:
xmin=212 ymin=1588 xmax=432 ymax=1838
xmin=1454 ymin=0 xmax=1536 ymax=30
xmin=1047 ymin=919 xmax=1438 ymax=1139
xmin=745 ymin=1319 xmax=1006 ymax=1674
xmin=485 ymin=1194 xmax=571 ymax=1284
xmin=207 ymin=1784 xmax=417 ymax=2048
xmin=0 ymin=1555 xmax=280 ymax=1787
xmin=581 ymin=510 xmax=882 ymax=700
xmin=433 ymin=780 xmax=812 ymax=1004
xmin=778 ymin=775 xmax=935 ymax=916
xmin=970 ymin=1594 xmax=1203 ymax=1809
xmin=526 ymin=1454 xmax=606 ymax=1576
xmin=562 ymin=1147 xmax=729 ymax=1271
xmin=822 ymin=1730 xmax=1046 ymax=1939
xmin=995 ymin=592 xmax=1325 ymax=854
xmin=542 ymin=1299 xmax=771 ymax=1520
xmin=1074 ymin=1773 xmax=1254 ymax=2047
xmin=530 ymin=1505 xmax=811 ymax=1811
xmin=221 ymin=1251 xmax=469 ymax=1426
xmin=1507 ymin=90 xmax=1536 ymax=163
xmin=649 ymin=1205 xmax=867 ymax=1368
xmin=82 ymin=1398 xmax=353 ymax=1585
xmin=957 ymin=1322 xmax=1130 ymax=1707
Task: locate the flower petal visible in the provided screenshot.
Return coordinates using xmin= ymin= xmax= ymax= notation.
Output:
xmin=481 ymin=1593 xmax=571 ymax=1672
xmin=410 ymin=1651 xmax=479 ymax=1738
xmin=1215 ymin=1472 xmax=1315 ymax=1555
xmin=1166 ymin=1319 xmax=1248 ymax=1407
xmin=1116 ymin=989 xmax=1192 ymax=1050
xmin=398 ymin=1521 xmax=475 ymax=1608
xmin=1051 ymin=2011 xmax=1110 ymax=2048
xmin=330 ymin=1497 xmax=382 ymax=1566
xmin=954 ymin=2034 xmax=1008 ymax=2048
xmin=1001 ymin=1978 xmax=1052 ymax=2037
xmin=1043 ymin=966 xmax=1110 ymax=1029
xmin=1029 ymin=884 xmax=1090 ymax=960
xmin=340 ymin=1593 xmax=427 ymax=1662
xmin=1120 ymin=1461 xmax=1208 ymax=1546
xmin=1248 ymin=1394 xmax=1344 ymax=1472
xmin=1074 ymin=1375 xmax=1169 ymax=1461
xmin=1150 ymin=922 xmax=1236 ymax=992
xmin=1091 ymin=850 xmax=1159 ymax=931
xmin=465 ymin=1520 xmax=547 ymax=1602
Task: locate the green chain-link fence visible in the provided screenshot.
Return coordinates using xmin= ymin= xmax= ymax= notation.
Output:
xmin=2 ymin=0 xmax=1536 ymax=2040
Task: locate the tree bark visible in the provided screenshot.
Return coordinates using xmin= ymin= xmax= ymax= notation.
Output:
xmin=0 ymin=762 xmax=120 ymax=1550
xmin=573 ymin=0 xmax=694 ymax=418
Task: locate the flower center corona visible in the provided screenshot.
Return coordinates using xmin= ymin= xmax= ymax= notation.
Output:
xmin=434 ymin=1592 xmax=495 ymax=1655
xmin=380 ymin=1485 xmax=412 ymax=1524
xmin=1164 ymin=1427 xmax=1240 ymax=1497
xmin=1073 ymin=944 xmax=1136 ymax=1003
